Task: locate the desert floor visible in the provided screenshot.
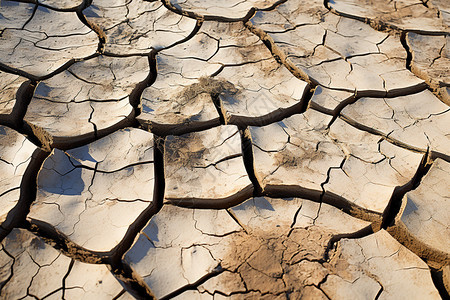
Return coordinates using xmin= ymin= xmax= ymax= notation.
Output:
xmin=0 ymin=0 xmax=449 ymax=299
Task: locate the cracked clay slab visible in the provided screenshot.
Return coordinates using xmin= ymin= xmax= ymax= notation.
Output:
xmin=124 ymin=205 xmax=242 ymax=299
xmin=28 ymin=128 xmax=155 ymax=251
xmin=0 ymin=3 xmax=98 ymax=78
xmin=324 ymin=230 xmax=441 ymax=299
xmin=126 ymin=196 xmax=441 ymax=299
xmin=248 ymin=0 xmax=425 ymax=95
xmin=164 ymin=125 xmax=253 ymax=206
xmin=166 ymin=0 xmax=283 ymax=20
xmin=124 ymin=196 xmax=371 ymax=299
xmin=249 ymin=109 xmax=344 ymax=194
xmin=328 ymin=0 xmax=448 ymax=33
xmin=249 ymin=108 xmax=422 ymax=214
xmin=83 ymin=0 xmax=197 ymax=55
xmin=396 ymin=158 xmax=450 ymax=256
xmin=138 ymin=64 xmax=222 ymax=136
xmin=0 ymin=228 xmax=128 ymax=299
xmin=24 ymin=55 xmax=149 ymax=149
xmin=325 ymin=117 xmax=423 ymax=214
xmin=406 ymin=33 xmax=449 ymax=104
xmin=138 ymin=21 xmax=309 ymax=132
xmin=340 ymin=89 xmax=450 ymax=159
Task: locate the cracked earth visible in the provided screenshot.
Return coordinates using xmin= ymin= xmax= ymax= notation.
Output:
xmin=0 ymin=0 xmax=449 ymax=299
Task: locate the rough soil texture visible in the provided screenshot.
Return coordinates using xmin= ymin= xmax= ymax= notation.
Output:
xmin=0 ymin=0 xmax=448 ymax=299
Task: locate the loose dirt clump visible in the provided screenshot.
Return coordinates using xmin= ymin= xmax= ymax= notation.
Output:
xmin=178 ymin=77 xmax=238 ymax=102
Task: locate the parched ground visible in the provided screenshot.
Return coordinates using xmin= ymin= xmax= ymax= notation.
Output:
xmin=0 ymin=0 xmax=449 ymax=299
